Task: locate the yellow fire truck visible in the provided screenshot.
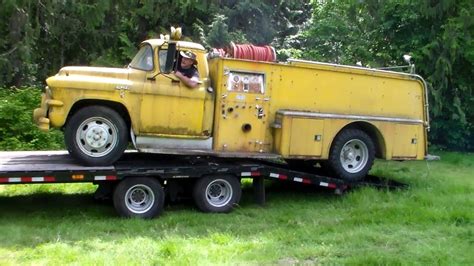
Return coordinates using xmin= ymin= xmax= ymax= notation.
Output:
xmin=34 ymin=36 xmax=429 ymax=181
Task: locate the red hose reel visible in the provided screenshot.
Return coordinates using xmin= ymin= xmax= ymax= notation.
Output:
xmin=212 ymin=42 xmax=276 ymax=62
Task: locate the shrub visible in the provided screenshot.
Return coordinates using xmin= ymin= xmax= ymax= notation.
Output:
xmin=0 ymin=87 xmax=64 ymax=150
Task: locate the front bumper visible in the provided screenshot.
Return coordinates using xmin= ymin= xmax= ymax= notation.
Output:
xmin=33 ymin=89 xmax=63 ymax=132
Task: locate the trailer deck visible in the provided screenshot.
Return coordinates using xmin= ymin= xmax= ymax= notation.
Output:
xmin=0 ymin=151 xmax=406 ymax=218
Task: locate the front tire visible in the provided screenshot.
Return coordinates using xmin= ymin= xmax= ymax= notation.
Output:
xmin=193 ymin=175 xmax=241 ymax=213
xmin=327 ymin=129 xmax=375 ymax=181
xmin=113 ymin=178 xmax=165 ymax=218
xmin=65 ymin=106 xmax=128 ymax=166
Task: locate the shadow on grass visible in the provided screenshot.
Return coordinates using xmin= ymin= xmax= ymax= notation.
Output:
xmin=0 ymin=192 xmax=116 ymax=219
xmin=0 ymin=177 xmax=411 ymax=252
xmin=0 ymin=176 xmax=409 ymax=219
xmin=0 ymin=180 xmax=339 ymax=217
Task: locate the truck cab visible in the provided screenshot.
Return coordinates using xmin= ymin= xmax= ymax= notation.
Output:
xmin=34 ymin=38 xmax=215 ymax=166
xmin=131 ymin=40 xmax=215 ymax=148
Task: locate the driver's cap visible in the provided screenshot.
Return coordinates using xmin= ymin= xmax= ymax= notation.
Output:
xmin=180 ymin=50 xmax=198 ymax=65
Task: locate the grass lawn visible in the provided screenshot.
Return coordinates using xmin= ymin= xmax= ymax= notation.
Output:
xmin=0 ymin=151 xmax=472 ymax=265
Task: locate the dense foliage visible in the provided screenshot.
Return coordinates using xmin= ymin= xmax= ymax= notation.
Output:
xmin=0 ymin=87 xmax=63 ymax=150
xmin=0 ymin=0 xmax=472 ymax=150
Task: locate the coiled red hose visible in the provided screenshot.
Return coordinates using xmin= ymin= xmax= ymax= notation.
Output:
xmin=211 ymin=42 xmax=276 ymax=62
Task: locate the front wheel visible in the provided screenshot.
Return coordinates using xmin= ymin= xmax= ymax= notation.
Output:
xmin=113 ymin=178 xmax=165 ymax=218
xmin=327 ymin=129 xmax=375 ymax=181
xmin=193 ymin=175 xmax=241 ymax=213
xmin=65 ymin=106 xmax=128 ymax=166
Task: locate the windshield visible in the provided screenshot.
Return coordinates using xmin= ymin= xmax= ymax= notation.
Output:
xmin=129 ymin=45 xmax=154 ymax=71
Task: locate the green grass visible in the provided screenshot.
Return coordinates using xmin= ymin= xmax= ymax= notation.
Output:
xmin=0 ymin=151 xmax=472 ymax=265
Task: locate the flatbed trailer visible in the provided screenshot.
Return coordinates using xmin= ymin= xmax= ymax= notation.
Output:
xmin=0 ymin=151 xmax=402 ymax=218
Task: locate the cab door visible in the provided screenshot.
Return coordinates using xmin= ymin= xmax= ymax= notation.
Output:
xmin=138 ymin=45 xmax=213 ymax=138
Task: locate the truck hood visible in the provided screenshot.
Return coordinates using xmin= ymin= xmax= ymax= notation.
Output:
xmin=46 ymin=66 xmax=132 ymax=90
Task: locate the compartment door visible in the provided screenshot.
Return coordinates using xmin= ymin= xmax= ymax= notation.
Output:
xmin=289 ymin=118 xmax=324 ymax=156
xmin=214 ymin=71 xmax=270 ymax=153
xmin=392 ymin=124 xmax=418 ymax=158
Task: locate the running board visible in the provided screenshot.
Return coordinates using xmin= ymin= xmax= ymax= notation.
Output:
xmin=137 ymin=148 xmax=281 ymax=159
xmin=136 ymin=136 xmax=281 ymax=159
xmin=136 ymin=136 xmax=213 ymax=150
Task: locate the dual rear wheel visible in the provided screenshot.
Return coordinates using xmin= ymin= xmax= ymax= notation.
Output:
xmin=192 ymin=175 xmax=242 ymax=213
xmin=113 ymin=175 xmax=241 ymax=218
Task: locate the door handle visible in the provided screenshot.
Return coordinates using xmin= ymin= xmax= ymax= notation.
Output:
xmin=255 ymin=105 xmax=265 ymax=119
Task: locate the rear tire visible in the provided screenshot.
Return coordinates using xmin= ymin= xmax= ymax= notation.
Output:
xmin=193 ymin=175 xmax=241 ymax=213
xmin=327 ymin=129 xmax=375 ymax=181
xmin=65 ymin=106 xmax=128 ymax=166
xmin=113 ymin=178 xmax=165 ymax=219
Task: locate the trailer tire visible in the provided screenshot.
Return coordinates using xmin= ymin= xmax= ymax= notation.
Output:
xmin=328 ymin=129 xmax=375 ymax=181
xmin=193 ymin=175 xmax=241 ymax=213
xmin=113 ymin=178 xmax=165 ymax=218
xmin=65 ymin=106 xmax=128 ymax=166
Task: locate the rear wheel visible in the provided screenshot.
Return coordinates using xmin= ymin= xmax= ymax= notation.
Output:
xmin=65 ymin=106 xmax=128 ymax=166
xmin=113 ymin=178 xmax=165 ymax=218
xmin=193 ymin=175 xmax=241 ymax=213
xmin=327 ymin=129 xmax=375 ymax=181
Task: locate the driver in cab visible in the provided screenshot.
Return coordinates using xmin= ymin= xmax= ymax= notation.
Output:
xmin=174 ymin=50 xmax=200 ymax=88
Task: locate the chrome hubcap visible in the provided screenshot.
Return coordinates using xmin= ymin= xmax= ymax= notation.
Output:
xmin=340 ymin=139 xmax=369 ymax=173
xmin=125 ymin=185 xmax=155 ymax=214
xmin=206 ymin=179 xmax=233 ymax=207
xmin=76 ymin=117 xmax=117 ymax=157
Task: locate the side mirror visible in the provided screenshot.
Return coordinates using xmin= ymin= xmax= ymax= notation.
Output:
xmin=163 ymin=43 xmax=177 ymax=74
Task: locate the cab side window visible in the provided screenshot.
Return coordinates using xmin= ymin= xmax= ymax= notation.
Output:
xmin=158 ymin=50 xmax=168 ymax=72
xmin=158 ymin=43 xmax=178 ymax=74
xmin=158 ymin=49 xmax=178 ymax=73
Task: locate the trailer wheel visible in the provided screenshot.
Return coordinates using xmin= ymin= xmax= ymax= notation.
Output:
xmin=328 ymin=129 xmax=375 ymax=181
xmin=113 ymin=178 xmax=165 ymax=218
xmin=65 ymin=106 xmax=128 ymax=166
xmin=193 ymin=175 xmax=241 ymax=213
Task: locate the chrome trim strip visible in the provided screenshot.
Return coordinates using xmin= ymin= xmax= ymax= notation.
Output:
xmin=137 ymin=148 xmax=281 ymax=159
xmin=411 ymin=74 xmax=430 ymax=130
xmin=276 ymin=110 xmax=424 ymax=124
xmin=136 ymin=136 xmax=213 ymax=150
xmin=288 ymin=58 xmax=415 ymax=77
